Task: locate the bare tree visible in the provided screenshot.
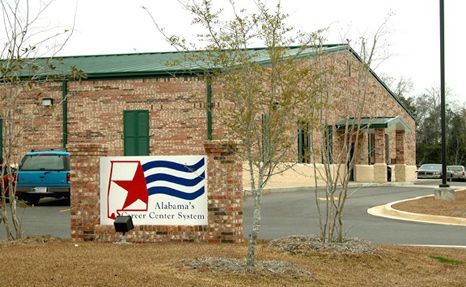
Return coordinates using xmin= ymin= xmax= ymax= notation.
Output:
xmin=311 ymin=28 xmax=388 ymax=243
xmin=145 ymin=0 xmax=325 ymax=265
xmin=0 ymin=0 xmax=82 ymax=240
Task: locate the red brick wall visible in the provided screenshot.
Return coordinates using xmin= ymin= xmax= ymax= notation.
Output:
xmin=0 ymin=83 xmax=64 ymax=162
xmin=2 ymin=50 xmax=416 ymax=167
xmin=67 ymin=77 xmax=208 ymax=156
xmin=69 ymin=141 xmax=243 ymax=243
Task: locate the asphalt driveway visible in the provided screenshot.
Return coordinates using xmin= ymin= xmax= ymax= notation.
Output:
xmin=243 ymin=184 xmax=466 ymax=246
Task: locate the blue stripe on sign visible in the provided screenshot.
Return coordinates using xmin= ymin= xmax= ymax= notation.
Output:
xmin=147 ymin=186 xmax=205 ymax=200
xmin=145 ymin=171 xmax=205 ymax=186
xmin=142 ymin=158 xmax=205 ymax=173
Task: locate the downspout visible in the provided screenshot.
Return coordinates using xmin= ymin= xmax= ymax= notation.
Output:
xmin=206 ymin=76 xmax=213 ymax=141
xmin=62 ymin=80 xmax=68 ymax=149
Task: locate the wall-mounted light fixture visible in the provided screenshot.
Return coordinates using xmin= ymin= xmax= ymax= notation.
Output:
xmin=41 ymin=98 xmax=53 ymax=107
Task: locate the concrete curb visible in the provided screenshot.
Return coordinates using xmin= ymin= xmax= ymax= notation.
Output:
xmin=243 ymin=181 xmax=433 ymax=196
xmin=368 ymin=188 xmax=466 ymax=226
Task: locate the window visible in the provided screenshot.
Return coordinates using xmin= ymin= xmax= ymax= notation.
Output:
xmin=368 ymin=132 xmax=375 ymax=165
xmin=385 ymin=134 xmax=390 ymax=164
xmin=20 ymin=154 xmax=69 ymax=171
xmin=123 ymin=110 xmax=149 ymax=156
xmin=298 ymin=121 xmax=311 ymax=163
xmin=323 ymin=125 xmax=333 ymax=164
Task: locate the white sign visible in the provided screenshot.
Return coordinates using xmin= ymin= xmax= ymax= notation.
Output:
xmin=100 ymin=155 xmax=208 ymax=226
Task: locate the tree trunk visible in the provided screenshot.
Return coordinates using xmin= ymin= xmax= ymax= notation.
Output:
xmin=246 ymin=186 xmax=263 ymax=266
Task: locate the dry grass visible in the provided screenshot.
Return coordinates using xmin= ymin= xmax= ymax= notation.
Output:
xmin=393 ymin=190 xmax=466 ymax=218
xmin=1 ymin=238 xmax=466 ymax=287
xmin=2 ymin=189 xmax=465 ymax=286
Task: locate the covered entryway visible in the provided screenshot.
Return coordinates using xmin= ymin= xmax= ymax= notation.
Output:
xmin=335 ymin=116 xmax=411 ymax=183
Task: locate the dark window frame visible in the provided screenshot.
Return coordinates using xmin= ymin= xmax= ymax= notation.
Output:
xmin=298 ymin=121 xmax=312 ymax=163
xmin=368 ymin=132 xmax=375 ymax=165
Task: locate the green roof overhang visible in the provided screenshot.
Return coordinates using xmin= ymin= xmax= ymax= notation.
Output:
xmin=1 ymin=44 xmax=415 ymax=122
xmin=335 ymin=116 xmax=410 ymax=131
xmin=4 ymin=44 xmax=349 ymax=80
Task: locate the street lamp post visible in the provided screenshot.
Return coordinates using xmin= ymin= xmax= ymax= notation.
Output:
xmin=439 ymin=0 xmax=449 ymax=188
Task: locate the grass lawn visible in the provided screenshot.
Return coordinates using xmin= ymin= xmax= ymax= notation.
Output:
xmin=393 ymin=190 xmax=466 ymax=218
xmin=1 ymin=238 xmax=465 ymax=287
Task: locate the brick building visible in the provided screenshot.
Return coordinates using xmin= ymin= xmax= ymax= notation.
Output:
xmin=1 ymin=44 xmax=416 ymax=185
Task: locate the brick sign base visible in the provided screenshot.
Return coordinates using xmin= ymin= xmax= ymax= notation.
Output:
xmin=69 ymin=141 xmax=243 ymax=243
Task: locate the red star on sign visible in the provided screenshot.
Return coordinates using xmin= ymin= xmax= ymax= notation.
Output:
xmin=113 ymin=162 xmax=149 ymax=210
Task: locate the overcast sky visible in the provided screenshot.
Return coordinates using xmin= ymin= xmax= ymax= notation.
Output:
xmin=21 ymin=0 xmax=466 ymax=105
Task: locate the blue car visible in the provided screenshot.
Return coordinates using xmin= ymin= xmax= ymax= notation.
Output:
xmin=16 ymin=150 xmax=70 ymax=205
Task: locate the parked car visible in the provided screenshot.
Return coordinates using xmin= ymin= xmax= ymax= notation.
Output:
xmin=447 ymin=165 xmax=466 ymax=181
xmin=16 ymin=149 xmax=70 ymax=205
xmin=417 ymin=163 xmax=442 ymax=179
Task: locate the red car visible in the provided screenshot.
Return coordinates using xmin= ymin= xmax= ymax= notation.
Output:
xmin=1 ymin=165 xmax=16 ymax=203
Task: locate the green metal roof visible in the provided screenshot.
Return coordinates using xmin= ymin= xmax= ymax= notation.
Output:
xmin=12 ymin=44 xmax=348 ymax=79
xmin=1 ymin=43 xmax=415 ymax=121
xmin=335 ymin=116 xmax=411 ymax=131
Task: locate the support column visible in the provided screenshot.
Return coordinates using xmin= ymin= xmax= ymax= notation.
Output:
xmin=395 ymin=130 xmax=405 ymax=164
xmin=394 ymin=130 xmax=407 ymax=182
xmin=204 ymin=141 xmax=243 ymax=243
xmin=68 ymin=143 xmax=108 ymax=241
xmin=373 ymin=128 xmax=387 ymax=183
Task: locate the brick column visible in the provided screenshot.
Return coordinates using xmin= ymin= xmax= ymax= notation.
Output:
xmin=68 ymin=143 xmax=108 ymax=241
xmin=394 ymin=130 xmax=407 ymax=182
xmin=395 ymin=130 xmax=405 ymax=164
xmin=374 ymin=129 xmax=385 ymax=164
xmin=204 ymin=141 xmax=243 ymax=243
xmin=373 ymin=129 xmax=387 ymax=183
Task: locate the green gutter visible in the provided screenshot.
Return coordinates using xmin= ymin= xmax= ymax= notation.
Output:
xmin=206 ymin=76 xmax=213 ymax=141
xmin=62 ymin=80 xmax=68 ymax=148
xmin=81 ymin=69 xmax=208 ymax=80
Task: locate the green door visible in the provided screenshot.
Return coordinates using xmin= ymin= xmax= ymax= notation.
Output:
xmin=123 ymin=110 xmax=149 ymax=156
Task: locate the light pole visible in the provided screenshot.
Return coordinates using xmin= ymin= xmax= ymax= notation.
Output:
xmin=439 ymin=0 xmax=449 ymax=188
